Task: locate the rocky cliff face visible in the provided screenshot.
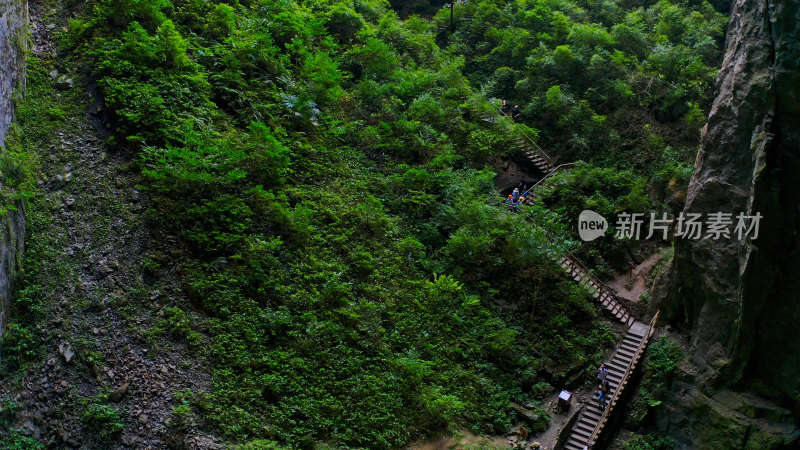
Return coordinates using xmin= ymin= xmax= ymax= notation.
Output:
xmin=0 ymin=0 xmax=27 ymax=347
xmin=652 ymin=0 xmax=800 ymax=447
xmin=1 ymin=0 xmax=27 ymax=144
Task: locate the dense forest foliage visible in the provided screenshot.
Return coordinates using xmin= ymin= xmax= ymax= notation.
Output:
xmin=2 ymin=0 xmax=726 ymax=447
xmin=440 ymin=0 xmax=725 ymax=173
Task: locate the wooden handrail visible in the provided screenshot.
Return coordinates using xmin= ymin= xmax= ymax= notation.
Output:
xmin=522 ymin=162 xmax=576 ymax=199
xmin=497 ymin=109 xmax=555 ymax=166
xmin=464 ymin=93 xmax=553 ymax=169
xmin=562 ymin=252 xmax=633 ymax=318
xmin=587 ymin=310 xmax=661 ymax=447
xmin=469 ymin=91 xmax=630 ymax=327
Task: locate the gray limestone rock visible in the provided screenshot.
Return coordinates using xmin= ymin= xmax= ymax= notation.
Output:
xmin=651 ymin=0 xmax=800 ymax=447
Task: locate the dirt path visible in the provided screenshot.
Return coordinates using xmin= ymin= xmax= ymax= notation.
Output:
xmin=409 ymin=392 xmax=583 ymax=450
xmin=411 ymin=430 xmax=509 ymax=449
xmin=606 ymin=252 xmax=664 ymax=303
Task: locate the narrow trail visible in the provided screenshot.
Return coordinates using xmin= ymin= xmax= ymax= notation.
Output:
xmin=607 ymin=252 xmax=663 ymax=303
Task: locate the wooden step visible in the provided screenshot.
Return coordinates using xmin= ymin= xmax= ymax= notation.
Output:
xmin=612 ymin=352 xmax=632 ymax=362
xmin=566 ymin=440 xmax=588 ymax=448
xmin=606 ymin=365 xmax=628 ymax=380
xmin=628 ymin=329 xmax=647 ymax=339
xmin=613 ymin=360 xmax=631 ymax=371
xmin=612 ymin=357 xmax=630 ymax=368
xmin=622 ymin=338 xmax=640 ymax=347
xmin=620 ymin=342 xmax=638 ymax=352
xmin=575 ymin=422 xmax=595 ymax=435
xmin=587 ymin=407 xmax=604 ymax=416
xmin=607 ymin=365 xmax=625 ymax=374
xmin=623 ymin=336 xmax=642 ymax=346
xmin=608 ymin=372 xmax=622 ymax=381
xmin=617 ymin=348 xmax=636 ymax=359
xmin=572 ymin=426 xmax=591 ymax=437
xmin=578 ymin=413 xmax=598 ymax=422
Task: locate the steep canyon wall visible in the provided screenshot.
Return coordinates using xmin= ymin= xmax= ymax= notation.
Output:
xmin=652 ymin=0 xmax=800 ymax=447
xmin=0 ymin=0 xmax=27 ymax=344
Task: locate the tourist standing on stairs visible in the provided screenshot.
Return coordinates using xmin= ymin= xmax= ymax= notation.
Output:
xmin=596 ymin=388 xmax=606 ymax=409
xmin=512 ymin=104 xmax=522 ymax=121
xmin=512 ymin=187 xmax=520 ymax=201
xmin=597 ymin=381 xmax=611 ymax=409
xmin=511 ymin=197 xmax=524 ymax=213
xmin=597 ymin=363 xmax=608 ymax=384
xmin=601 ymin=379 xmax=612 ymax=396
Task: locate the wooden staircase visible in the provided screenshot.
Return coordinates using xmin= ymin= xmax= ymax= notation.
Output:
xmin=461 ymin=84 xmax=655 ymax=449
xmin=465 ymin=89 xmax=629 ymax=326
xmin=466 ymin=96 xmax=555 ymax=175
xmin=558 ymin=254 xmax=634 ymax=327
xmin=515 ymin=135 xmax=555 ymax=175
xmin=561 ymin=313 xmax=660 ymax=450
xmin=473 ymin=101 xmax=628 ymax=327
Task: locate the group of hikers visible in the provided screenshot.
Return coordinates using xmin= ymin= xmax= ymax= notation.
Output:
xmin=595 ymin=364 xmax=613 ymax=409
xmin=501 ymin=99 xmax=522 ymax=121
xmin=505 ymin=186 xmax=526 ymax=212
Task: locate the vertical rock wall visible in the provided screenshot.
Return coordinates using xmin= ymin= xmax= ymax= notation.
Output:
xmin=652 ymin=0 xmax=800 ymax=447
xmin=0 ymin=0 xmax=27 ymax=343
xmin=1 ymin=0 xmax=27 ymax=144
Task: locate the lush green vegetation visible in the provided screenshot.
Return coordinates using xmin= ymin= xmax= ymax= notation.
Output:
xmin=645 ymin=335 xmax=683 ymax=388
xmin=621 ymin=335 xmax=684 ymax=442
xmin=1 ymin=0 xmax=724 ymax=446
xmin=530 ymin=161 xmax=652 ymax=276
xmin=81 ymin=401 xmax=126 ymax=439
xmin=440 ymin=0 xmax=726 ymax=175
xmin=1 ymin=57 xmax=85 ymax=375
xmin=0 ymin=400 xmax=44 ymax=449
xmin=613 ymin=431 xmax=676 ymax=450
